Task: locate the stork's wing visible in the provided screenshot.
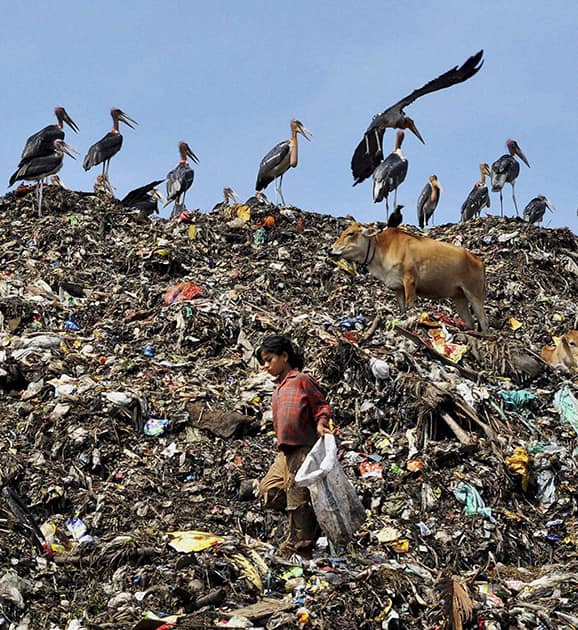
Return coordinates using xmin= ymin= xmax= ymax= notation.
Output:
xmin=256 ymin=140 xmax=290 ymax=191
xmin=368 ymin=50 xmax=484 ymax=134
xmin=166 ymin=164 xmax=194 ymax=202
xmin=351 ymin=133 xmax=384 ymax=186
xmin=10 ymin=154 xmax=63 ymax=185
xmin=83 ymin=132 xmax=123 ymax=171
xmin=351 ymin=50 xmax=483 ymax=185
xmin=19 ymin=125 xmax=64 ymax=165
xmin=417 ymin=183 xmax=431 ymax=227
xmin=121 ymin=179 xmax=164 ymax=206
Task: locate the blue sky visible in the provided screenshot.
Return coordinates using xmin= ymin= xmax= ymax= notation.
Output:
xmin=1 ymin=1 xmax=576 ymax=233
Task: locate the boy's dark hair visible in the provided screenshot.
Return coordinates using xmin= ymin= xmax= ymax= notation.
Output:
xmin=256 ymin=335 xmax=305 ymax=370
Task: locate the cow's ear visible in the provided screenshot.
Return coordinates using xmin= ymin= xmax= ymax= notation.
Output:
xmin=361 ymin=223 xmax=380 ymax=238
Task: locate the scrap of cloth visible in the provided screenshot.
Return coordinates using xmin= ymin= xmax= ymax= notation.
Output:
xmin=272 ymin=370 xmax=331 ymax=448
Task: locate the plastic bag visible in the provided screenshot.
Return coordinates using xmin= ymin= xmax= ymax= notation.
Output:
xmin=295 ymin=434 xmax=365 ymax=545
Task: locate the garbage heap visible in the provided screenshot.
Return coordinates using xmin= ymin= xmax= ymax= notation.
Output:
xmin=0 ymin=185 xmax=577 ymax=630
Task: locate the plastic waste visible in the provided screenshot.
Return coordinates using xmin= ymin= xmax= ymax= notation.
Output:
xmin=553 ymin=385 xmax=578 ymax=435
xmin=295 ymin=434 xmax=366 ymax=545
xmin=144 ymin=418 xmax=169 ymax=437
xmin=453 ymin=482 xmax=496 ymax=522
xmin=369 ymin=357 xmax=390 ymax=380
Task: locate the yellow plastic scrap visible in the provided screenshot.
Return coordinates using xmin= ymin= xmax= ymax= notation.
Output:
xmin=509 ymin=317 xmax=523 ymax=331
xmin=167 ymin=530 xmax=224 ymax=553
xmin=226 ymin=552 xmax=264 ymax=593
xmin=236 ymin=204 xmax=251 ymax=222
xmin=391 ymin=539 xmax=410 ymax=553
xmin=331 ymin=258 xmax=356 ymax=275
xmin=188 ymin=224 xmax=197 ymax=240
xmin=505 ymin=447 xmax=530 ymax=491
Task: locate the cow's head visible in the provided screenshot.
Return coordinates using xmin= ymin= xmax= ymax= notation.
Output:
xmin=331 ymin=222 xmax=379 ymax=261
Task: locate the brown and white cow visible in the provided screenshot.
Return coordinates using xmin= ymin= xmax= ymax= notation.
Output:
xmin=331 ymin=222 xmax=488 ymax=331
xmin=541 ymin=330 xmax=578 ymax=373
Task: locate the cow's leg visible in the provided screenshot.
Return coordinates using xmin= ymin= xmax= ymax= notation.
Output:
xmin=453 ymin=296 xmax=474 ymax=329
xmin=402 ymin=274 xmax=416 ymax=309
xmin=394 ymin=289 xmax=406 ymax=313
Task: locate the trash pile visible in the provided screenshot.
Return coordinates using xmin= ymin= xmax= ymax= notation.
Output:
xmin=1 ymin=184 xmax=577 ymax=629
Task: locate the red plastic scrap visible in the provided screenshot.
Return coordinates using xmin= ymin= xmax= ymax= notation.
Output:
xmin=163 ymin=282 xmax=203 ymax=304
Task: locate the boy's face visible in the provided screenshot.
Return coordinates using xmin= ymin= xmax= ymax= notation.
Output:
xmin=260 ymin=350 xmax=289 ymax=378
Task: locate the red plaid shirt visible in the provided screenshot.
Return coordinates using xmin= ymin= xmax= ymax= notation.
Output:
xmin=272 ymin=369 xmax=332 ymax=448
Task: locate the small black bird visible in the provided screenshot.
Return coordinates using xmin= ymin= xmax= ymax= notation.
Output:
xmin=387 ymin=204 xmax=404 ymax=227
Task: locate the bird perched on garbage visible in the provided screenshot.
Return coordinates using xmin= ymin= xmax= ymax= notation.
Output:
xmin=351 ymin=50 xmax=484 ymax=186
xmin=417 ymin=174 xmax=442 ymax=229
xmin=122 ymin=179 xmax=165 ymax=217
xmin=256 ymin=119 xmax=312 ymax=206
xmin=83 ymin=108 xmax=137 ymax=191
xmin=14 ymin=106 xmax=79 ymax=170
xmin=9 ymin=139 xmax=78 ymax=216
xmin=523 ymin=195 xmax=555 ymax=225
xmin=372 ymin=130 xmax=408 ymax=217
xmin=461 ymin=163 xmax=491 ymax=222
xmin=212 ymin=187 xmax=241 ymax=211
xmin=387 ymin=204 xmax=404 ymax=228
xmin=490 ymin=139 xmax=530 ymax=217
xmin=164 ymin=141 xmax=199 ymax=216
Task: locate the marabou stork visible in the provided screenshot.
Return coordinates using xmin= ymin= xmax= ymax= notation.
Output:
xmin=461 ymin=163 xmax=491 ymax=222
xmin=256 ymin=119 xmax=311 ymax=205
xmin=9 ymin=139 xmax=78 ymax=216
xmin=351 ymin=50 xmax=484 ymax=186
xmin=490 ymin=139 xmax=530 ymax=216
xmin=164 ymin=141 xmax=199 ymax=216
xmin=212 ymin=187 xmax=241 ymax=211
xmin=122 ymin=180 xmax=165 ymax=216
xmin=83 ymin=108 xmax=137 ymax=190
xmin=523 ymin=195 xmax=555 ymax=225
xmin=16 ymin=106 xmax=79 ymax=169
xmin=387 ymin=204 xmax=404 ymax=228
xmin=372 ymin=130 xmax=408 ymax=216
xmin=417 ymin=174 xmax=442 ymax=229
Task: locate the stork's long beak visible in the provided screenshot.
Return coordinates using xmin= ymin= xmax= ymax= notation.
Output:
xmin=435 ymin=178 xmax=444 ymax=193
xmin=514 ymin=144 xmax=530 ymax=168
xmin=61 ymin=142 xmax=80 ymax=159
xmin=62 ymin=110 xmax=79 ymax=133
xmin=297 ymin=123 xmax=312 ymax=141
xmin=544 ymin=197 xmax=556 ymax=212
xmin=118 ymin=110 xmax=138 ymax=129
xmin=404 ymin=117 xmax=425 ymax=144
xmin=481 ymin=163 xmax=491 ymax=177
xmin=185 ymin=145 xmax=200 ymax=164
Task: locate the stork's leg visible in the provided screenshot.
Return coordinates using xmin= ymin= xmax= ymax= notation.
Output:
xmin=499 ymin=190 xmax=504 ymax=217
xmin=385 ymin=196 xmax=390 ymax=219
xmin=364 ymin=134 xmax=370 ymax=155
xmin=511 ymin=182 xmax=519 ymax=216
xmin=374 ymin=128 xmax=382 ymax=153
xmin=37 ymin=179 xmax=44 ymax=217
xmin=276 ymin=174 xmax=286 ymax=206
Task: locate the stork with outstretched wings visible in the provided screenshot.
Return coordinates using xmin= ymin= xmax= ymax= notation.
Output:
xmin=351 ymin=50 xmax=484 ymax=186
